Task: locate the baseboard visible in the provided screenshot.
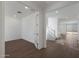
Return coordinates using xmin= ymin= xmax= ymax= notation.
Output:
xmin=5 ymin=38 xmax=35 ymax=45
xmin=5 ymin=38 xmax=24 ymax=42
xmin=23 ymin=38 xmax=34 ymax=43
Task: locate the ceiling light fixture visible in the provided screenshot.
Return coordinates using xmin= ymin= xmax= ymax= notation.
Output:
xmin=56 ymin=11 xmax=59 ymax=13
xmin=25 ymin=6 xmax=28 ymax=9
xmin=17 ymin=11 xmax=22 ymax=14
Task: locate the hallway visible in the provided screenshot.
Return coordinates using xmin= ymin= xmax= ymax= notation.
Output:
xmin=56 ymin=32 xmax=79 ymax=50
xmin=5 ymin=39 xmax=79 ymax=58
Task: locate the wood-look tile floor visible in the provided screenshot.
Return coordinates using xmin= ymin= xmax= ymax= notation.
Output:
xmin=5 ymin=39 xmax=79 ymax=58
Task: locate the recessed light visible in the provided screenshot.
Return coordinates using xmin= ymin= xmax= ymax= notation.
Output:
xmin=25 ymin=6 xmax=28 ymax=9
xmin=56 ymin=11 xmax=58 ymax=13
xmin=17 ymin=11 xmax=22 ymax=14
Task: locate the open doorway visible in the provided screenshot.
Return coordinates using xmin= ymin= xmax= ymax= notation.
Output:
xmin=46 ymin=2 xmax=79 ymax=50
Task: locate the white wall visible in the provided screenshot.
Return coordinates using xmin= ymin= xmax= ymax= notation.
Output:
xmin=22 ymin=12 xmax=37 ymax=43
xmin=22 ymin=10 xmax=46 ymax=49
xmin=37 ymin=9 xmax=46 ymax=49
xmin=5 ymin=15 xmax=21 ymax=41
xmin=48 ymin=17 xmax=58 ymax=37
xmin=0 ymin=2 xmax=5 ymax=57
xmin=46 ymin=11 xmax=58 ymax=40
xmin=58 ymin=19 xmax=79 ymax=36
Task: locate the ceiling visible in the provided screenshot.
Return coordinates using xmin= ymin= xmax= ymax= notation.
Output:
xmin=5 ymin=1 xmax=34 ymax=19
xmin=5 ymin=1 xmax=79 ymax=19
xmin=47 ymin=2 xmax=79 ymax=20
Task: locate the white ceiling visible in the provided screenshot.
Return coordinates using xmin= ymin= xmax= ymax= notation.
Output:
xmin=5 ymin=1 xmax=35 ymax=18
xmin=5 ymin=1 xmax=79 ymax=19
xmin=47 ymin=2 xmax=79 ymax=20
